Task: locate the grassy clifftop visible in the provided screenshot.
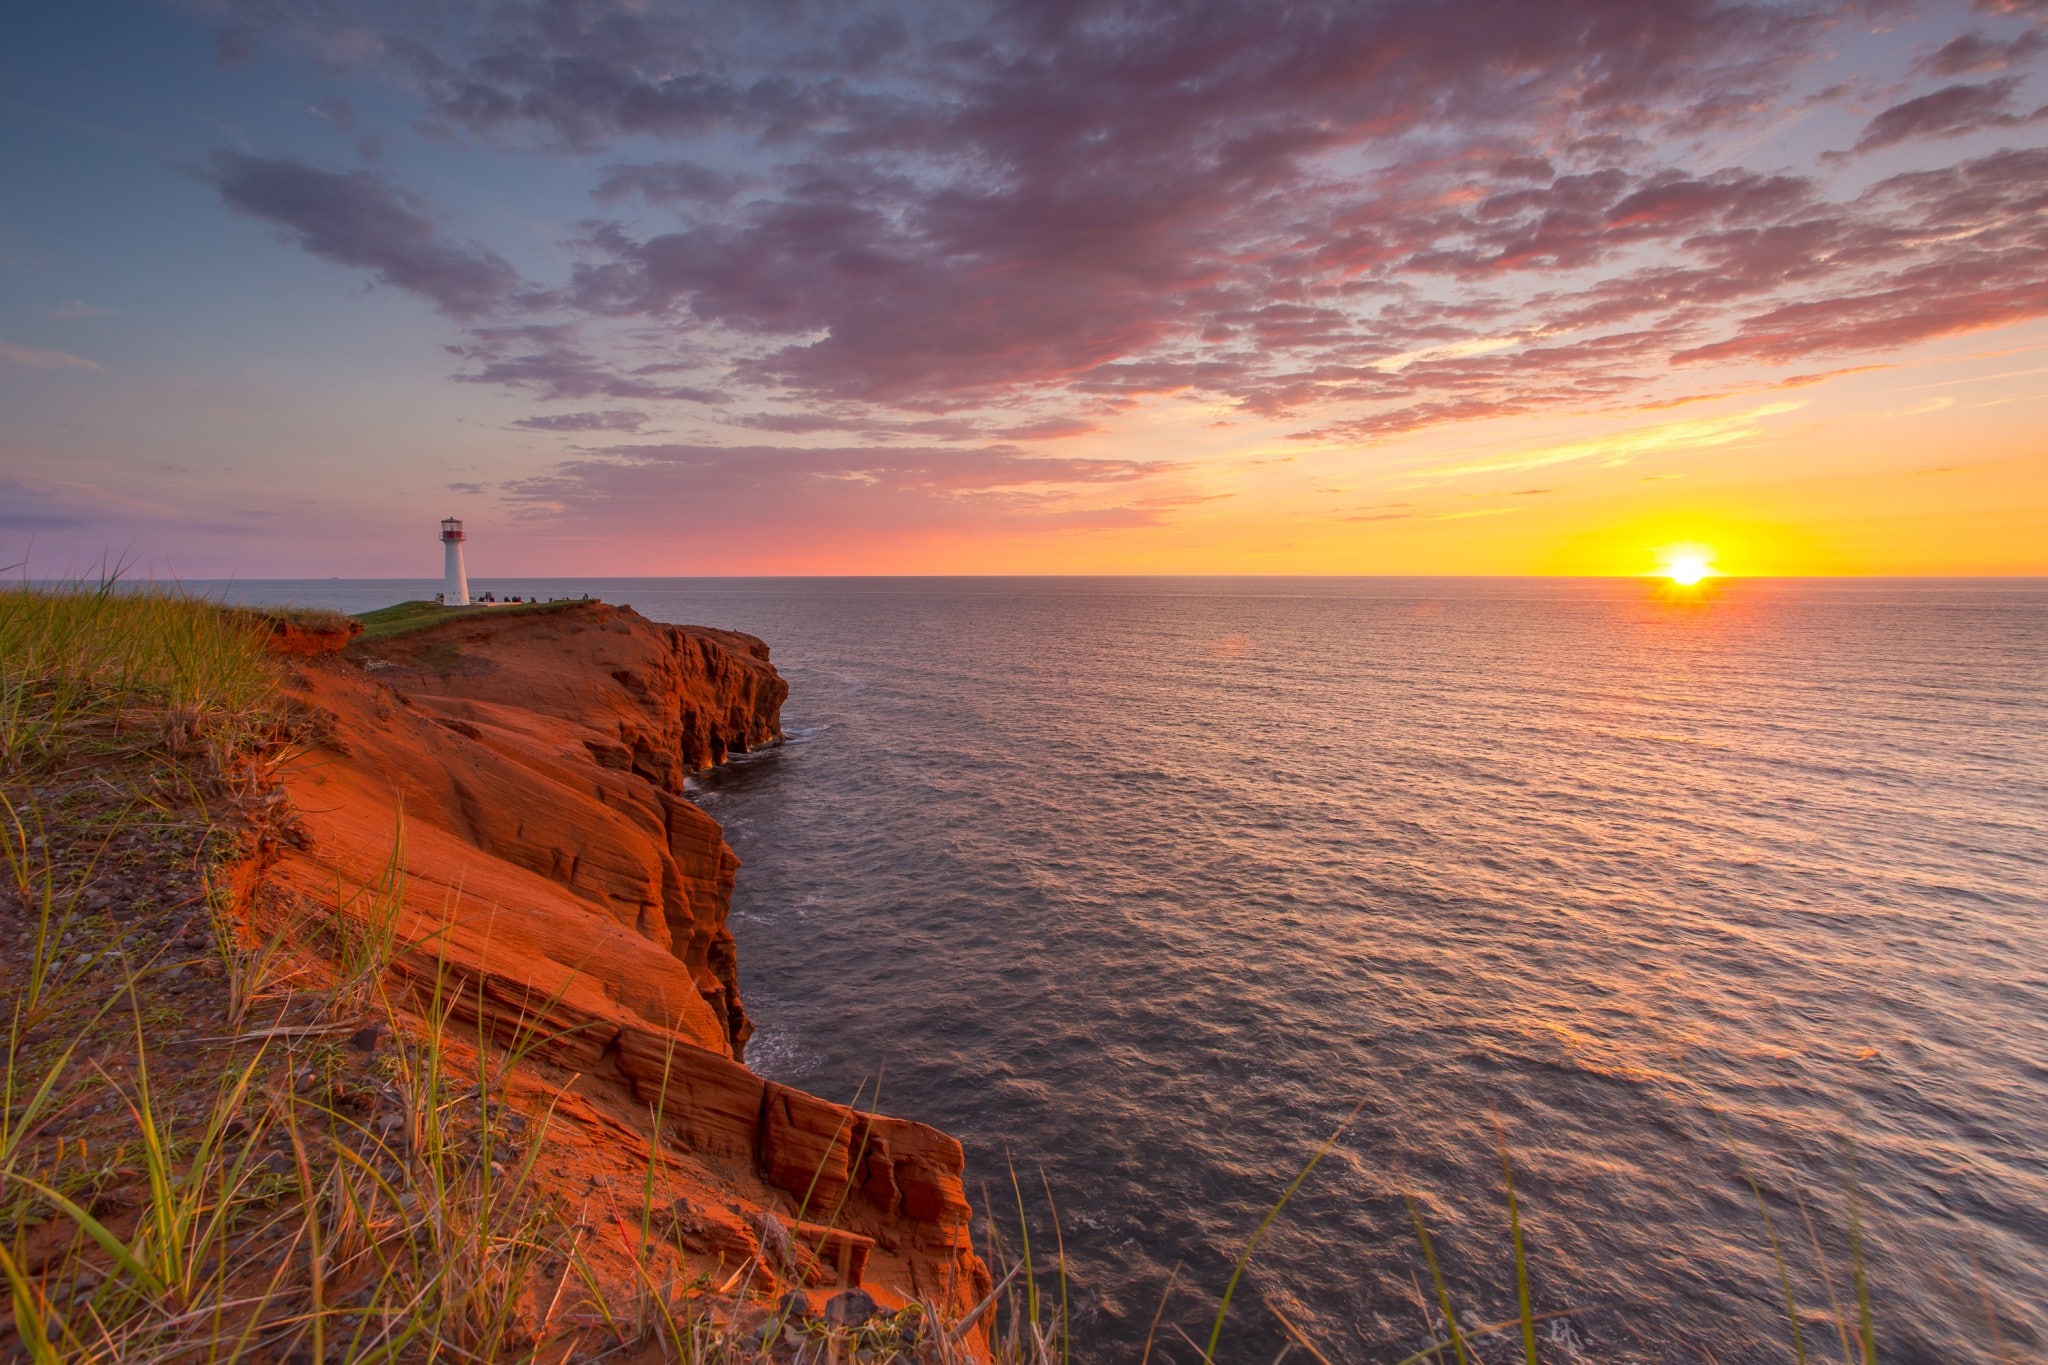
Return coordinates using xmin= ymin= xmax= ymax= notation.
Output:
xmin=354 ymin=598 xmax=582 ymax=642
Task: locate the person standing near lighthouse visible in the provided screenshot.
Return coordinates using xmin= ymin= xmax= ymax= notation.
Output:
xmin=441 ymin=517 xmax=470 ymax=606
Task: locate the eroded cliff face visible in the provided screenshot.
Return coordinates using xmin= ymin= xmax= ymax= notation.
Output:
xmin=259 ymin=601 xmax=991 ymax=1329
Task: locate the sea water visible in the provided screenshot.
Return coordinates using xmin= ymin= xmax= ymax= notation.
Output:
xmin=209 ymin=577 xmax=2048 ymax=1364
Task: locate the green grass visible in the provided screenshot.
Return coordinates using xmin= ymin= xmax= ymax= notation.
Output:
xmin=353 ymin=598 xmax=585 ymax=642
xmin=352 ymin=601 xmax=454 ymax=641
xmin=0 ymin=579 xmax=287 ymax=775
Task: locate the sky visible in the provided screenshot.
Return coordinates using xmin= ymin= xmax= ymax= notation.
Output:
xmin=2 ymin=0 xmax=2045 ymax=578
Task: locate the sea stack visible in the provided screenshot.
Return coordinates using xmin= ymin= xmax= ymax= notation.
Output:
xmin=440 ymin=516 xmax=469 ymax=605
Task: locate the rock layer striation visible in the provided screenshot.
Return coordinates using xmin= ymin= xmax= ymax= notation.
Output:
xmin=261 ymin=601 xmax=990 ymax=1324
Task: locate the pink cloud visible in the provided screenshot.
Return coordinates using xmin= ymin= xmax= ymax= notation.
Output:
xmin=509 ymin=409 xmax=652 ymax=433
xmin=1921 ymin=29 xmax=2048 ymax=75
xmin=1842 ymin=78 xmax=2048 ymax=154
xmin=203 ymin=0 xmax=2048 ymax=458
xmin=0 ymin=338 xmax=105 ymax=373
xmin=503 ymin=442 xmax=1186 ymax=541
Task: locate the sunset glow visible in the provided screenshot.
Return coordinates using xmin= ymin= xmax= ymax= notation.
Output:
xmin=2 ymin=4 xmax=2045 ymax=577
xmin=1659 ymin=549 xmax=1719 ymax=587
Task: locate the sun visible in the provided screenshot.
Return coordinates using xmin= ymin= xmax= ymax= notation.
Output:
xmin=1655 ymin=545 xmax=1718 ymax=586
xmin=1665 ymin=552 xmax=1713 ymax=586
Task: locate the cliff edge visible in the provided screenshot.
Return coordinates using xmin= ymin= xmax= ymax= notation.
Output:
xmin=259 ymin=600 xmax=991 ymax=1330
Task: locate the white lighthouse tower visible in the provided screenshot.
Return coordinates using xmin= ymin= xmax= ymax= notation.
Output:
xmin=440 ymin=517 xmax=470 ymax=606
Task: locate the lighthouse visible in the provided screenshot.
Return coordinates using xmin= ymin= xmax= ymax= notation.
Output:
xmin=440 ymin=517 xmax=470 ymax=606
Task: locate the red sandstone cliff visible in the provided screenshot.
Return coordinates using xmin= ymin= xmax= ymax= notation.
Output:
xmin=259 ymin=601 xmax=991 ymax=1330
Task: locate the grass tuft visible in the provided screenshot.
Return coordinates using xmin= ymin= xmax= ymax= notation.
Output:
xmin=0 ymin=576 xmax=286 ymax=775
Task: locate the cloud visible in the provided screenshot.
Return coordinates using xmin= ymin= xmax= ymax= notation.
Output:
xmin=233 ymin=1 xmax=1846 ymax=379
xmin=1844 ymin=79 xmax=2045 ymax=154
xmin=210 ymin=152 xmax=520 ymax=318
xmin=992 ymin=418 xmax=1102 ymax=440
xmin=510 ymin=409 xmax=651 ymax=432
xmin=713 ymin=409 xmax=1100 ymax=441
xmin=204 ymin=0 xmax=2048 ymax=450
xmin=0 ymin=472 xmax=264 ymax=535
xmin=0 ymin=339 xmax=104 ymax=373
xmin=1921 ymin=29 xmax=2048 ymax=75
xmin=1904 ymin=363 xmax=2048 ymax=389
xmin=724 ymin=412 xmax=865 ymax=435
xmin=1131 ymin=491 xmax=1236 ymax=508
xmin=1882 ymin=395 xmax=1956 ymax=416
xmin=504 ymin=441 xmax=1184 ymax=538
xmin=0 ymin=477 xmax=93 ymax=529
xmin=310 ymin=95 xmax=355 ymax=131
xmin=722 ymin=411 xmax=988 ymax=440
xmin=44 ymin=300 xmax=111 ymax=321
xmin=449 ymin=326 xmax=725 ymax=402
xmin=593 ymin=161 xmax=741 ymax=203
xmin=1425 ymin=401 xmax=1804 ymax=478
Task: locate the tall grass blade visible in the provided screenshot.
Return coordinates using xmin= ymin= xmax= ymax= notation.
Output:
xmin=1494 ymin=1121 xmax=1540 ymax=1365
xmin=0 ymin=1238 xmax=61 ymax=1364
xmin=1406 ymin=1195 xmax=1473 ymax=1365
xmin=1793 ymin=1193 xmax=1856 ymax=1365
xmin=1040 ymin=1167 xmax=1070 ymax=1365
xmin=14 ymin=1173 xmax=166 ymax=1296
xmin=1202 ymin=1098 xmax=1365 ymax=1365
xmin=1841 ymin=1140 xmax=1877 ymax=1365
xmin=1139 ymin=1263 xmax=1181 ymax=1365
xmin=1699 ymin=1102 xmax=1807 ymax=1365
xmin=1007 ymin=1151 xmax=1039 ymax=1335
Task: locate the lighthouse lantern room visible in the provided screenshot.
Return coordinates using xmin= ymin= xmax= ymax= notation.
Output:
xmin=440 ymin=517 xmax=470 ymax=606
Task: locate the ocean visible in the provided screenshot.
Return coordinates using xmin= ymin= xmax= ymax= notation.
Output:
xmin=207 ymin=576 xmax=2048 ymax=1364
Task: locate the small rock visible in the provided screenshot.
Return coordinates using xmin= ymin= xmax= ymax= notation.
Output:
xmin=261 ymin=1152 xmax=295 ymax=1177
xmin=46 ymin=1268 xmax=103 ymax=1305
xmin=824 ymin=1289 xmax=878 ymax=1329
xmin=777 ymin=1289 xmax=811 ymax=1322
xmin=347 ymin=1024 xmax=381 ymax=1052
